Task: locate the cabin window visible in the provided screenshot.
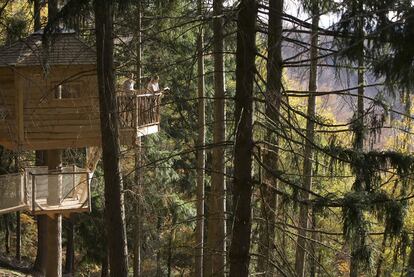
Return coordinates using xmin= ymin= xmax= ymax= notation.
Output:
xmin=53 ymin=82 xmax=81 ymax=99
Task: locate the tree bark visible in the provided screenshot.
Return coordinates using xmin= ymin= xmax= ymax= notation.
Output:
xmin=133 ymin=139 xmax=143 ymax=277
xmin=94 ymin=0 xmax=129 ymax=275
xmin=294 ymin=3 xmax=319 ymax=276
xmin=257 ymin=0 xmax=283 ymax=275
xmin=64 ymin=217 xmax=75 ymax=274
xmin=101 ymin=253 xmax=109 ymax=277
xmin=228 ymin=1 xmax=257 ymax=276
xmin=34 ymin=151 xmax=47 ymax=274
xmin=15 ymin=211 xmax=21 ymax=262
xmin=44 ymin=3 xmax=62 ymax=276
xmin=309 ymin=212 xmax=318 ymax=277
xmin=3 ymin=215 xmax=10 ymax=254
xmin=15 ymin=155 xmax=21 ymax=262
xmin=406 ymin=236 xmax=414 ymax=277
xmin=167 ymin=222 xmax=174 ymax=277
xmin=195 ymin=0 xmax=205 ymax=276
xmin=156 ymin=216 xmax=162 ymax=277
xmin=350 ymin=10 xmax=365 ymax=277
xmin=33 ymin=0 xmax=41 ymax=31
xmin=206 ymin=0 xmax=226 ymax=275
xmin=45 ymin=149 xmax=63 ymax=277
xmin=133 ymin=2 xmax=143 ymax=277
xmin=48 ymin=0 xmax=58 ymax=24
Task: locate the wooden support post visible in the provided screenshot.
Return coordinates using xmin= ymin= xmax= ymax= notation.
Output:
xmin=16 ymin=212 xmax=21 ymax=262
xmin=3 ymin=214 xmax=10 ymax=254
xmin=14 ymin=154 xmax=21 ymax=262
xmin=133 ymin=5 xmax=143 ymax=275
xmin=64 ymin=216 xmax=75 ymax=274
xmin=46 ymin=149 xmax=62 ymax=277
xmin=133 ymin=137 xmax=142 ymax=277
xmin=34 ymin=151 xmax=48 ymax=274
xmin=14 ymin=71 xmax=24 ymax=147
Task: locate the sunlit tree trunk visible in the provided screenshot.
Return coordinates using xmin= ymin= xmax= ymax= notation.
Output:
xmin=257 ymin=0 xmax=283 ymax=275
xmin=133 ymin=2 xmax=143 ymax=277
xmin=350 ymin=7 xmax=365 ymax=276
xmin=406 ymin=236 xmax=414 ymax=277
xmin=44 ymin=3 xmax=63 ymax=276
xmin=94 ymin=0 xmax=129 ymax=275
xmin=15 ymin=155 xmax=21 ymax=262
xmin=133 ymin=138 xmax=143 ymax=277
xmin=45 ymin=149 xmax=63 ymax=277
xmin=403 ymin=95 xmax=413 ymax=277
xmin=34 ymin=151 xmax=47 ymax=274
xmin=206 ymin=0 xmax=226 ymax=275
xmin=228 ymin=0 xmax=257 ymax=276
xmin=195 ymin=0 xmax=205 ymax=276
xmin=294 ymin=3 xmax=319 ymax=276
xmin=309 ymin=212 xmax=318 ymax=277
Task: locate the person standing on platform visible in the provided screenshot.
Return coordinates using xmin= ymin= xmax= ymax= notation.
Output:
xmin=147 ymin=75 xmax=160 ymax=93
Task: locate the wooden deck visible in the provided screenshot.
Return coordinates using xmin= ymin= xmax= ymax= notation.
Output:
xmin=0 ymin=166 xmax=91 ymax=215
xmin=33 ymin=197 xmax=89 ymax=215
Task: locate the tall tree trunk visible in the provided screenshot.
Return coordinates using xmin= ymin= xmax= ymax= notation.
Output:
xmin=257 ymin=0 xmax=283 ymax=275
xmin=133 ymin=137 xmax=143 ymax=277
xmin=167 ymin=221 xmax=175 ymax=277
xmin=309 ymin=212 xmax=318 ymax=277
xmin=406 ymin=236 xmax=414 ymax=277
xmin=44 ymin=5 xmax=62 ymax=277
xmin=34 ymin=151 xmax=47 ymax=274
xmin=101 ymin=252 xmax=109 ymax=277
xmin=15 ymin=155 xmax=21 ymax=262
xmin=403 ymin=96 xmax=413 ymax=277
xmin=48 ymin=0 xmax=58 ymax=24
xmin=45 ymin=149 xmax=63 ymax=277
xmin=350 ymin=12 xmax=365 ymax=277
xmin=156 ymin=216 xmax=162 ymax=277
xmin=294 ymin=3 xmax=319 ymax=276
xmin=195 ymin=0 xmax=205 ymax=276
xmin=228 ymin=0 xmax=257 ymax=276
xmin=375 ymin=234 xmax=387 ymax=277
xmin=33 ymin=0 xmax=41 ymax=31
xmin=206 ymin=0 xmax=226 ymax=275
xmin=15 ymin=211 xmax=21 ymax=261
xmin=64 ymin=217 xmax=75 ymax=274
xmin=3 ymin=214 xmax=10 ymax=254
xmin=94 ymin=0 xmax=129 ymax=275
xmin=133 ymin=2 xmax=143 ymax=277
xmin=133 ymin=153 xmax=143 ymax=277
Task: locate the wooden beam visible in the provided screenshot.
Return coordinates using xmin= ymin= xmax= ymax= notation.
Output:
xmin=14 ymin=70 xmax=24 ymax=147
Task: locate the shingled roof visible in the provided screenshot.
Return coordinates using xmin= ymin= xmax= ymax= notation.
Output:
xmin=0 ymin=31 xmax=96 ymax=67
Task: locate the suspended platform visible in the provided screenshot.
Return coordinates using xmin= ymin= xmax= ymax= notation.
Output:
xmin=0 ymin=165 xmax=91 ymax=215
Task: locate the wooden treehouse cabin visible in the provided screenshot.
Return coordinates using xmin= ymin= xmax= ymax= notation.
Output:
xmin=0 ymin=31 xmax=162 ymax=215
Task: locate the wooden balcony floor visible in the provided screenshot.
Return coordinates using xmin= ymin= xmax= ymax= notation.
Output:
xmin=34 ymin=197 xmax=89 ymax=214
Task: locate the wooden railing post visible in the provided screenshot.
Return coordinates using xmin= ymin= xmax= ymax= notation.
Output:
xmin=116 ymin=89 xmax=161 ymax=135
xmin=134 ymin=94 xmax=139 ymax=135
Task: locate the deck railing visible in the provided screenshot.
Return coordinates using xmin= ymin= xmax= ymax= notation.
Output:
xmin=117 ymin=90 xmax=162 ymax=130
xmin=0 ymin=165 xmax=91 ymax=215
xmin=30 ymin=168 xmax=90 ymax=214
